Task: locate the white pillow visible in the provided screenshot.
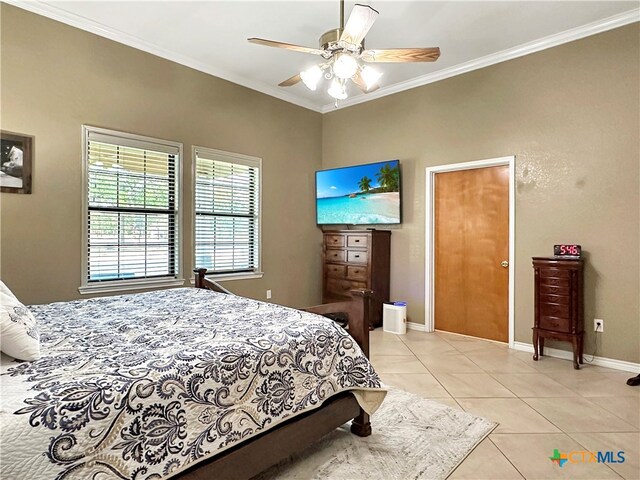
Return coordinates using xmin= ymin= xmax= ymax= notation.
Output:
xmin=0 ymin=280 xmax=40 ymax=361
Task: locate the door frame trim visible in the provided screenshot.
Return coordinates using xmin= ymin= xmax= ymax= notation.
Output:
xmin=424 ymin=156 xmax=516 ymax=347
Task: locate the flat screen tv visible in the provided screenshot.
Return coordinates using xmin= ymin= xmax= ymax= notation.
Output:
xmin=316 ymin=160 xmax=401 ymax=225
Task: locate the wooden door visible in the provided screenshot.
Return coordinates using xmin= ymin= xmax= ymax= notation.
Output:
xmin=434 ymin=165 xmax=509 ymax=342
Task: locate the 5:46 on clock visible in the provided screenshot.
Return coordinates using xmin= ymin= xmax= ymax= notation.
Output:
xmin=554 ymin=244 xmax=581 ymax=257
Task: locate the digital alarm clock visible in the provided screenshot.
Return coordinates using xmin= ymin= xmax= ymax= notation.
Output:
xmin=554 ymin=244 xmax=581 ymax=257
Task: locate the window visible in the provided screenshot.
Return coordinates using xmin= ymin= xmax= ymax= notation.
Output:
xmin=80 ymin=126 xmax=183 ymax=294
xmin=194 ymin=147 xmax=261 ymax=279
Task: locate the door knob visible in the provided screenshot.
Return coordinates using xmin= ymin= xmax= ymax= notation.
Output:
xmin=501 ymin=260 xmax=509 ymax=268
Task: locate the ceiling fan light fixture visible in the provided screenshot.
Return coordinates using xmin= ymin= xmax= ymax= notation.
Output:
xmin=248 ymin=1 xmax=441 ymax=103
xmin=332 ymin=52 xmax=359 ymax=79
xmin=360 ymin=66 xmax=383 ymax=90
xmin=300 ymin=65 xmax=323 ymax=91
xmin=327 ymin=78 xmax=348 ymax=100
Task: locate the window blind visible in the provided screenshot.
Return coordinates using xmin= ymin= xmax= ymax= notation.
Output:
xmin=194 ymin=149 xmax=260 ymax=274
xmin=86 ymin=130 xmax=180 ymax=283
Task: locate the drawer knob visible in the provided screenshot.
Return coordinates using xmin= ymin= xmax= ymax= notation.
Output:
xmin=501 ymin=260 xmax=509 ymax=268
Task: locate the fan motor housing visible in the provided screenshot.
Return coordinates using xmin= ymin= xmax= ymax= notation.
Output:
xmin=320 ymin=28 xmax=342 ymax=50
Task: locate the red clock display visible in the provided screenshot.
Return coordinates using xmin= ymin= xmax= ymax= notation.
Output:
xmin=554 ymin=244 xmax=581 ymax=257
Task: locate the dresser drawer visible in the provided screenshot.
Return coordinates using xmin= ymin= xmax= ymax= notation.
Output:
xmin=325 ymin=235 xmax=345 ymax=247
xmin=539 ymin=293 xmax=570 ymax=305
xmin=539 ymin=316 xmax=571 ymax=332
xmin=326 ymin=264 xmax=346 ymax=279
xmin=539 ymin=268 xmax=571 ymax=278
xmin=347 ymin=250 xmax=368 ymax=264
xmin=539 ymin=302 xmax=570 ymax=318
xmin=539 ymin=276 xmax=570 ymax=288
xmin=346 ymin=265 xmax=368 ymax=281
xmin=538 ymin=284 xmax=570 ymax=296
xmin=326 ymin=279 xmax=367 ymax=296
xmin=325 ymin=249 xmax=346 ymax=262
xmin=347 ymin=235 xmax=369 ymax=248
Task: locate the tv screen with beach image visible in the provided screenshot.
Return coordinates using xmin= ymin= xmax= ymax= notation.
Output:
xmin=316 ymin=160 xmax=401 ymax=225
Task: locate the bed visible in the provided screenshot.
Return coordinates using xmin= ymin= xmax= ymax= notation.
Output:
xmin=0 ymin=270 xmax=386 ymax=480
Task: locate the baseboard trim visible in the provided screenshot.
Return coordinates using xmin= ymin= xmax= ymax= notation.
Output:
xmin=407 ymin=322 xmax=426 ymax=332
xmin=512 ymin=341 xmax=640 ymax=373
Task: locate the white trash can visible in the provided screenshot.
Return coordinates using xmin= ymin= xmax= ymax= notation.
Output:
xmin=383 ymin=302 xmax=407 ymax=335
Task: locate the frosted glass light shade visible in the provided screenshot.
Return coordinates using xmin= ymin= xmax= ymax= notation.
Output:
xmin=328 ymin=78 xmax=348 ymax=100
xmin=360 ymin=66 xmax=382 ymax=90
xmin=333 ymin=53 xmax=359 ymax=79
xmin=300 ymin=65 xmax=323 ymax=91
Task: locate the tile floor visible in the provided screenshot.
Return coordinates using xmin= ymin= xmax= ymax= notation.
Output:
xmin=371 ymin=329 xmax=640 ymax=480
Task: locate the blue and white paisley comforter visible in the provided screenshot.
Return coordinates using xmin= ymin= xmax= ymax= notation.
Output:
xmin=0 ymin=288 xmax=385 ymax=479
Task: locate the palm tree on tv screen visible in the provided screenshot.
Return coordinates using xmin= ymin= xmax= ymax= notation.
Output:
xmin=358 ymin=176 xmax=372 ymax=192
xmin=376 ymin=164 xmax=399 ymax=192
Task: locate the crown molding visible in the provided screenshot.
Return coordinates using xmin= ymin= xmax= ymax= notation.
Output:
xmin=3 ymin=0 xmax=324 ymax=113
xmin=320 ymin=7 xmax=640 ymax=113
xmin=5 ymin=1 xmax=638 ymax=115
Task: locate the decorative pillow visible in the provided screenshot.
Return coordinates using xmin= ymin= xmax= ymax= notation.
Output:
xmin=0 ymin=280 xmax=40 ymax=360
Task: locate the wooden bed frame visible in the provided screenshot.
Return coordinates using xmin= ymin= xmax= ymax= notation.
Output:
xmin=177 ymin=269 xmax=374 ymax=480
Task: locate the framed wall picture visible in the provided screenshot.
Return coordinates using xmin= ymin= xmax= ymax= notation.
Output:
xmin=1 ymin=131 xmax=33 ymax=194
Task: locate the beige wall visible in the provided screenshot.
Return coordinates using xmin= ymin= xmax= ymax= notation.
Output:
xmin=0 ymin=5 xmax=323 ymax=309
xmin=322 ymin=25 xmax=640 ymax=363
xmin=2 ymin=5 xmax=638 ymax=363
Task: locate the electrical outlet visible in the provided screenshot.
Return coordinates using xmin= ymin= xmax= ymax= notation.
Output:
xmin=594 ymin=318 xmax=604 ymax=332
xmin=266 ymin=290 xmax=272 ymax=300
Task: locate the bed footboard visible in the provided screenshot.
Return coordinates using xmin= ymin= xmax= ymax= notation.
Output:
xmin=193 ymin=267 xmax=374 ymax=437
xmin=302 ymin=292 xmax=371 ymax=358
xmin=193 ymin=268 xmax=372 ymax=357
xmin=302 ymin=290 xmax=374 ymax=437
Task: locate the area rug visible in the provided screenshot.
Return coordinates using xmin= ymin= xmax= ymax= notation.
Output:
xmin=256 ymin=388 xmax=497 ymax=480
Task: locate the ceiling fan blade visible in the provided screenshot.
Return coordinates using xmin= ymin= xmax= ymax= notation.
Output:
xmin=278 ymin=74 xmax=302 ymax=87
xmin=248 ymin=37 xmax=324 ymax=56
xmin=340 ymin=4 xmax=379 ymax=47
xmin=352 ymin=70 xmax=380 ymax=93
xmin=361 ymin=47 xmax=441 ymax=63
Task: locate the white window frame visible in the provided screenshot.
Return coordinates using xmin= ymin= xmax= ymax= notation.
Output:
xmin=192 ymin=146 xmax=263 ymax=282
xmin=79 ymin=125 xmax=184 ymax=294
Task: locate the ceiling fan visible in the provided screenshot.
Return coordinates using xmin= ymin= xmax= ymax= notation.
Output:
xmin=248 ymin=1 xmax=440 ymax=103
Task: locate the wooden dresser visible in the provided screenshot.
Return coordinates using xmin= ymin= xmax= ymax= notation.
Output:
xmin=323 ymin=230 xmax=391 ymax=328
xmin=532 ymin=257 xmax=584 ymax=369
